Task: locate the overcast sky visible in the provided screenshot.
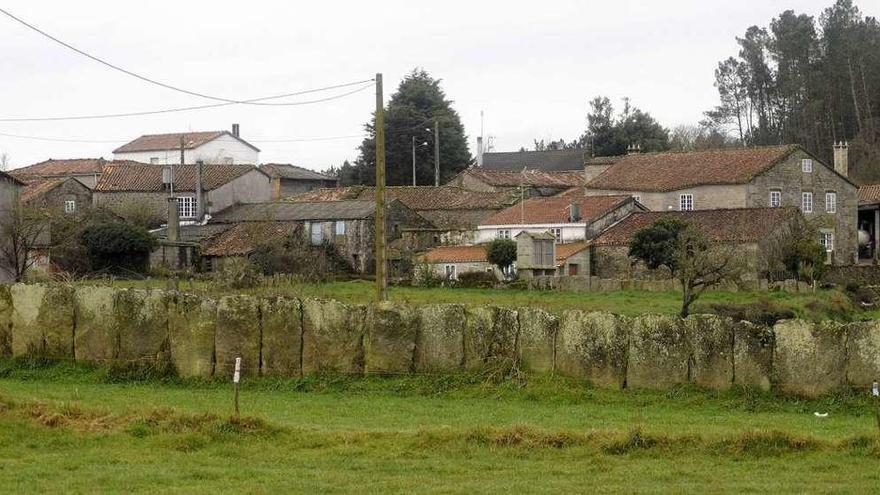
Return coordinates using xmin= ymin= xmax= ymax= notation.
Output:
xmin=0 ymin=0 xmax=851 ymax=171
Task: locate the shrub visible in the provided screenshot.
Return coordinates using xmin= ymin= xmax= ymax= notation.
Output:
xmin=486 ymin=239 xmax=515 ymax=272
xmin=250 ymin=238 xmax=351 ymax=282
xmin=698 ymin=300 xmax=796 ymax=326
xmin=457 ymin=271 xmax=496 ymax=289
xmin=212 ymin=258 xmax=261 ymax=289
xmin=80 ymin=221 xmax=157 ymax=275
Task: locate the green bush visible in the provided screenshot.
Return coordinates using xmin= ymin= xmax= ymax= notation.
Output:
xmin=250 ymin=238 xmax=351 ymax=282
xmin=212 ymin=258 xmax=261 ymax=289
xmin=456 ymin=271 xmax=496 ymax=289
xmin=486 ymin=239 xmax=515 ymax=272
xmin=80 ymin=221 xmax=157 ymax=275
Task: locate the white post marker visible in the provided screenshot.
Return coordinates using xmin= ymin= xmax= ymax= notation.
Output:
xmin=233 ymin=357 xmax=241 ymax=417
xmin=872 ymin=381 xmax=879 ymax=397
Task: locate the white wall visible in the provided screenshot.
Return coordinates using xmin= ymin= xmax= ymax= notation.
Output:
xmin=207 ymin=169 xmax=272 ymax=214
xmin=475 ymin=223 xmax=586 ymax=244
xmin=114 ymin=134 xmax=259 ymax=165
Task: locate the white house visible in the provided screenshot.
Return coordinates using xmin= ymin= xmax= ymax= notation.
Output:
xmin=475 ymin=192 xmax=644 ymax=244
xmin=112 ymin=124 xmax=260 ymax=165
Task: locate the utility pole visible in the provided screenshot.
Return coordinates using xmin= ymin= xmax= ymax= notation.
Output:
xmin=412 ymin=136 xmax=417 ymax=186
xmin=433 ymin=117 xmax=440 ymax=186
xmin=374 ymin=73 xmax=388 ymax=301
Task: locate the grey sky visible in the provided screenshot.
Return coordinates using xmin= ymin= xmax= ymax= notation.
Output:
xmin=0 ymin=0 xmax=846 ymax=170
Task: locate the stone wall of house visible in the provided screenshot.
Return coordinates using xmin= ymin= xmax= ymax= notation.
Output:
xmin=93 ymin=191 xmax=181 ymax=226
xmin=747 ymin=149 xmax=858 ymax=266
xmin=583 ymin=184 xmax=750 ymax=212
xmin=4 ymin=283 xmax=878 ymax=397
xmin=35 ymin=179 xmax=93 ymax=215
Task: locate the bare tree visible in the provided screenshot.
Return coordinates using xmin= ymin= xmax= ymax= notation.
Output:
xmin=0 ymin=202 xmax=52 ymax=282
xmin=675 ymin=226 xmax=745 ymax=317
xmin=0 ymin=152 xmax=9 ymax=171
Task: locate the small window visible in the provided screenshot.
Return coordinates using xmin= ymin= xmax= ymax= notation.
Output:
xmin=825 ymin=192 xmax=837 ymax=213
xmin=679 ymin=194 xmax=693 ymax=211
xmin=769 ymin=190 xmax=781 ymax=208
xmin=310 ymin=222 xmax=323 ymax=246
xmin=801 ymin=158 xmax=813 ymax=173
xmin=178 ymin=197 xmax=197 ymax=218
xmin=335 ymin=221 xmax=346 ymax=235
xmin=150 ymin=157 xmax=160 ymax=164
xmin=64 ymin=200 xmax=76 ymax=214
xmin=802 ymin=192 xmax=813 ymax=213
xmin=820 ymin=231 xmax=834 ymax=252
xmin=551 ymin=228 xmax=562 ymax=243
xmin=444 ymin=264 xmax=457 ymax=280
xmin=497 ymin=229 xmax=511 ymax=239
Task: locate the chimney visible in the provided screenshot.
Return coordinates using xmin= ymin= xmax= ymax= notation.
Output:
xmin=833 ymin=141 xmax=849 ymax=177
xmin=162 ymin=165 xmax=173 ymax=191
xmin=167 ymin=197 xmax=180 ymax=242
xmin=569 ymin=200 xmax=581 ymax=222
xmin=195 ymin=160 xmax=205 ymax=222
xmin=476 ymin=136 xmax=484 ymax=167
xmin=231 ymin=123 xmax=240 ymax=138
xmin=626 ymin=143 xmax=642 ymax=155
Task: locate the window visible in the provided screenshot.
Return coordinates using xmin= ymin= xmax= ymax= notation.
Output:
xmin=178 ymin=197 xmax=197 ymax=218
xmin=150 ymin=157 xmax=160 ymax=164
xmin=820 ymin=231 xmax=834 ymax=253
xmin=801 ymin=192 xmax=813 ymax=213
xmin=335 ymin=221 xmax=346 ymax=235
xmin=497 ymin=229 xmax=511 ymax=239
xmin=310 ymin=222 xmax=323 ymax=246
xmin=825 ymin=192 xmax=837 ymax=213
xmin=444 ymin=264 xmax=457 ymax=280
xmin=551 ymin=228 xmax=562 ymax=243
xmin=801 ymin=158 xmax=813 ymax=173
xmin=679 ymin=194 xmax=693 ymax=211
xmin=64 ymin=200 xmax=76 ymax=214
xmin=632 ymin=195 xmax=641 ymax=203
xmin=769 ymin=190 xmax=781 ymax=208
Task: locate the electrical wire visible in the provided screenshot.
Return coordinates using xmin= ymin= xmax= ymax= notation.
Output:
xmin=0 ymin=82 xmax=375 ymax=122
xmin=0 ymin=6 xmax=373 ymax=106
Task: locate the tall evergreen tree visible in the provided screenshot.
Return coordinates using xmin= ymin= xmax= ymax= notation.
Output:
xmin=352 ymin=69 xmax=471 ymax=186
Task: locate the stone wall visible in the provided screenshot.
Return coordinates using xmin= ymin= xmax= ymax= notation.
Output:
xmin=2 ymin=283 xmax=878 ymax=397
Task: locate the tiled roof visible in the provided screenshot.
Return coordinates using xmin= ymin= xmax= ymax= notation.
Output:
xmin=155 ymin=224 xmax=233 ymax=243
xmin=260 ymin=163 xmax=336 ymax=181
xmin=460 ymin=168 xmax=584 ymax=188
xmin=586 ymin=145 xmax=799 ymax=192
xmin=202 ymin=222 xmax=298 ymax=257
xmin=20 ymin=178 xmax=66 ymax=203
xmin=95 ymin=163 xmax=259 ymax=192
xmin=484 ymin=194 xmax=632 ymax=226
xmin=286 ymin=186 xmax=515 ymax=211
xmin=113 ymin=130 xmax=260 ymax=153
xmin=859 ymin=185 xmax=880 ymax=204
xmin=10 ymin=158 xmax=142 ymax=178
xmin=481 ymin=149 xmax=591 ymax=171
xmin=555 ymin=241 xmax=590 ymax=261
xmin=212 ymin=200 xmax=379 ymax=223
xmin=593 ymin=207 xmax=799 ymax=246
xmin=0 ymin=170 xmax=26 ymax=186
xmin=421 ymin=245 xmax=488 ymax=263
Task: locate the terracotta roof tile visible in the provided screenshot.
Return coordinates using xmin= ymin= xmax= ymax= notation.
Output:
xmin=586 ymin=145 xmax=798 ymax=192
xmin=113 ymin=131 xmax=259 ymax=153
xmin=212 ymin=200 xmax=379 ymax=223
xmin=95 ymin=163 xmax=260 ymax=192
xmin=460 ymin=169 xmax=584 ymax=188
xmin=11 ymin=158 xmax=142 ymax=178
xmin=286 ymin=186 xmax=515 ymax=211
xmin=19 ymin=178 xmax=66 ymax=203
xmin=421 ymin=245 xmax=488 ymax=263
xmin=593 ymin=207 xmax=799 ymax=246
xmin=484 ymin=194 xmax=632 ymax=225
xmin=202 ymin=222 xmax=298 ymax=257
xmin=859 ymin=185 xmax=880 ymax=204
xmin=555 ymin=241 xmax=590 ymax=261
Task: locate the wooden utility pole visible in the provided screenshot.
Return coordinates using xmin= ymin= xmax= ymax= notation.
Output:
xmin=412 ymin=136 xmax=417 ymax=186
xmin=374 ymin=73 xmax=388 ymax=301
xmin=433 ymin=117 xmax=440 ymax=187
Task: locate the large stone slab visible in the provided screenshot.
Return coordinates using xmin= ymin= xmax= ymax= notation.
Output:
xmin=463 ymin=306 xmax=518 ymax=370
xmin=0 ymin=285 xmax=12 ymax=356
xmin=844 ymin=321 xmax=880 ymax=388
xmin=301 ymin=298 xmax=365 ymax=374
xmin=10 ymin=284 xmax=74 ymax=359
xmin=260 ymin=296 xmax=303 ymax=376
xmin=168 ymin=293 xmax=216 ymax=378
xmin=556 ymin=311 xmax=627 ymax=388
xmin=73 ymin=285 xmax=118 ymax=363
xmin=732 ymin=321 xmax=774 ymax=391
xmin=365 ymin=302 xmax=419 ymax=374
xmin=773 ymin=320 xmax=846 ymax=397
xmin=116 ymin=289 xmax=170 ymax=364
xmin=517 ymin=307 xmax=558 ymax=374
xmin=684 ymin=314 xmax=734 ymax=389
xmin=626 ymin=314 xmax=689 ymax=390
xmin=216 ymin=295 xmax=262 ymax=378
xmin=414 ymin=304 xmax=465 ymax=372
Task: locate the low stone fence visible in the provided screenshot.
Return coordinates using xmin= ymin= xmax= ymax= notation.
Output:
xmin=527 ymin=276 xmax=814 ymax=293
xmin=1 ymin=284 xmax=878 ymax=397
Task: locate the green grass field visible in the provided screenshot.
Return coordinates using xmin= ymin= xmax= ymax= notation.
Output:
xmin=84 ymin=278 xmax=876 ymax=321
xmin=1 ymin=360 xmax=879 ymax=493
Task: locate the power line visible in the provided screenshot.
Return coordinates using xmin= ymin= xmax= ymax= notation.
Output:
xmin=0 ymin=82 xmax=375 ymax=122
xmin=0 ymin=7 xmax=373 ymax=105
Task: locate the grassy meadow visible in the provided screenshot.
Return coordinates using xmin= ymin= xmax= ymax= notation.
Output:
xmin=1 ymin=360 xmax=879 ymax=493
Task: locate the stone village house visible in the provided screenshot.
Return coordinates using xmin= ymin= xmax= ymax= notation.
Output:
xmin=583 ymin=144 xmax=858 ymax=265
xmin=447 ymin=168 xmax=585 ymax=198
